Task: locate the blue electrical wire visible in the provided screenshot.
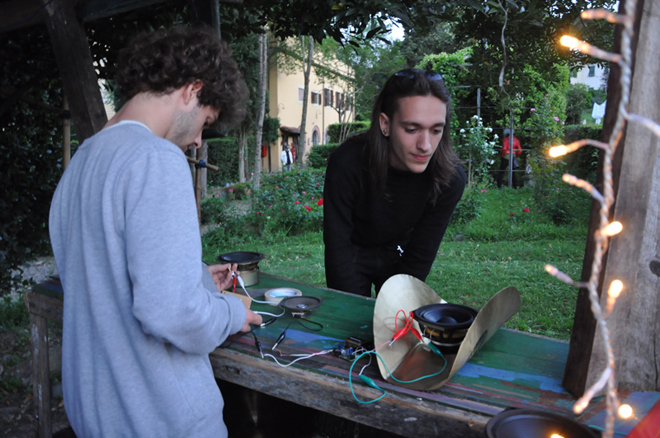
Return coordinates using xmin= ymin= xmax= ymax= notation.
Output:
xmin=349 ymin=345 xmax=448 ymax=404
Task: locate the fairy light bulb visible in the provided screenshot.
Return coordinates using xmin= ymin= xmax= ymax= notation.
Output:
xmin=602 ymin=221 xmax=623 ymax=236
xmin=608 ymin=280 xmax=623 ymax=298
xmin=551 ymin=434 xmax=565 ymax=438
xmin=549 ymin=146 xmax=568 ymax=157
xmin=618 ymin=404 xmax=633 ymax=418
xmin=560 ymin=35 xmax=580 ymax=49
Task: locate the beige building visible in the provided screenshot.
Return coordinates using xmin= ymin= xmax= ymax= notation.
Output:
xmin=263 ymin=40 xmax=355 ymax=172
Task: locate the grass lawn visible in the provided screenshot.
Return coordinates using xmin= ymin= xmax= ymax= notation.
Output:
xmin=203 ymin=184 xmax=591 ymax=341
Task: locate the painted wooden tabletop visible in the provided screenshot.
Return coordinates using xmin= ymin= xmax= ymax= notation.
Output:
xmin=214 ymin=273 xmax=660 ymax=437
xmin=32 ymin=274 xmax=659 ymax=436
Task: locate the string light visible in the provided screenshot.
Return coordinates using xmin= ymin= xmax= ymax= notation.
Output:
xmin=549 ymin=139 xmax=610 ymax=157
xmin=618 ymin=404 xmax=633 ymax=419
xmin=581 ymin=9 xmax=631 ymax=24
xmin=608 ymin=280 xmax=623 ymax=298
xmin=560 ymin=35 xmax=622 ymax=63
xmin=602 ymin=221 xmax=623 ymax=236
xmin=548 ymin=0 xmax=652 ymax=435
xmin=606 ymin=280 xmax=624 ymax=315
xmin=551 ymin=435 xmax=565 ymax=438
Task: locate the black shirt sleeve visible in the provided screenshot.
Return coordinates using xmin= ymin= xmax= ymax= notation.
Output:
xmin=323 ymin=138 xmax=365 ymax=294
xmin=398 ymin=165 xmax=466 ymax=281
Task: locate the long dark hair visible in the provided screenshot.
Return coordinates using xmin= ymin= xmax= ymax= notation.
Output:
xmin=367 ymin=68 xmax=461 ymax=203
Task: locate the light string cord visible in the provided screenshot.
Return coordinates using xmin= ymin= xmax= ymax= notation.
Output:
xmin=544 ymin=1 xmax=660 ymax=436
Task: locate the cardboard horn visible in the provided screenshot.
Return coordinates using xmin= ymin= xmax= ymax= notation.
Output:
xmin=373 ymin=274 xmax=520 ymax=391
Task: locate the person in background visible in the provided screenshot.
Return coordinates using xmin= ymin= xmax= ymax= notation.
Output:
xmin=323 ymin=68 xmax=466 ymax=297
xmin=496 ymin=128 xmax=522 ymax=188
xmin=290 ymin=142 xmax=297 ymax=162
xmin=49 ymin=26 xmax=262 ymax=438
xmin=280 ymin=143 xmax=293 ymax=171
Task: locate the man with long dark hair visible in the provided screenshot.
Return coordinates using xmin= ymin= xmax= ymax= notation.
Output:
xmin=323 ymin=69 xmax=466 ymax=297
xmin=49 ymin=27 xmax=261 ymax=437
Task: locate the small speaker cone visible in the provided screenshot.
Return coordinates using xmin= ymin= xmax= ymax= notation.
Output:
xmin=413 ymin=303 xmax=478 ymax=354
xmin=279 ymin=296 xmax=322 ymax=317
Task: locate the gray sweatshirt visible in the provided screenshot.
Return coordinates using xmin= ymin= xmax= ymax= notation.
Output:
xmin=49 ymin=121 xmax=246 ymax=437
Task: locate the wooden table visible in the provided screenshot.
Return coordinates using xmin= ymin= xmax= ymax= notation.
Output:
xmin=27 ymin=274 xmax=660 ymax=438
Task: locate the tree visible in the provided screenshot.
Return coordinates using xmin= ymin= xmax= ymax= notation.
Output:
xmin=298 ymin=36 xmax=314 ymax=167
xmin=252 ymin=28 xmax=268 ymax=189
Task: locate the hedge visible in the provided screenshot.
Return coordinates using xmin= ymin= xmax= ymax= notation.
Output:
xmin=206 ymin=137 xmax=255 ymax=187
xmin=327 ymin=121 xmax=370 ymax=143
xmin=307 ymin=143 xmax=340 ymax=169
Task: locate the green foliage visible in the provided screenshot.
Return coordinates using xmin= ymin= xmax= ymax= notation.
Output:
xmin=206 ymin=138 xmax=257 ymax=186
xmin=246 ymin=169 xmax=326 ymax=235
xmin=451 ymin=183 xmax=484 ymax=224
xmin=201 ymin=196 xmax=231 ymax=225
xmin=0 ymin=295 xmax=29 ymax=331
xmin=562 ymin=124 xmax=602 ymax=180
xmin=0 ymin=29 xmax=64 ymax=296
xmin=417 ymin=47 xmax=473 ymax=134
xmin=326 ymin=122 xmax=369 ymax=143
xmin=201 ymin=169 xmax=326 ymax=244
xmin=522 ymin=89 xmax=566 ymax=151
xmin=456 ymin=115 xmax=498 ymax=183
xmin=307 ymin=144 xmax=340 ymax=169
xmin=262 ymin=116 xmax=281 ymax=144
xmin=565 ymin=83 xmax=594 ymax=125
xmin=225 ymin=182 xmax=252 ymax=200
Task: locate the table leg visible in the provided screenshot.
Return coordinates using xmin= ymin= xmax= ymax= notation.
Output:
xmin=30 ymin=313 xmax=52 ymax=438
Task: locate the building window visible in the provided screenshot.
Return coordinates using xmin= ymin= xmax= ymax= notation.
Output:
xmin=335 ymin=91 xmax=342 ymax=110
xmin=312 ymin=128 xmax=319 ymax=146
xmin=324 ymin=88 xmax=333 ymax=107
xmin=311 ymin=91 xmax=320 ymax=105
xmin=570 ymin=69 xmax=578 ymax=78
xmin=588 ymin=66 xmax=596 ymax=77
xmin=298 ymin=86 xmax=304 ymax=104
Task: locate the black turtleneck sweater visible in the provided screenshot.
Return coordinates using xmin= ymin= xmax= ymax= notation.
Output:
xmin=323 ymin=135 xmax=466 ymax=295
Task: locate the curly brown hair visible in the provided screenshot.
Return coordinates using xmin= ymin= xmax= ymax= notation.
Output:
xmin=115 ymin=26 xmax=248 ymax=127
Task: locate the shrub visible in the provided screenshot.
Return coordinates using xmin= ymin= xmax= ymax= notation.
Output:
xmin=326 ymin=122 xmax=369 ymax=143
xmin=562 ymin=124 xmax=602 ymax=180
xmin=201 ymin=196 xmax=231 ymax=225
xmin=245 ymin=169 xmax=326 ymax=236
xmin=456 ymin=116 xmax=498 ymax=184
xmin=307 ymin=143 xmax=339 ymax=169
xmin=206 ymin=137 xmax=256 ymax=187
xmin=565 ymin=83 xmax=593 ymax=125
xmin=452 ymin=184 xmax=484 ymax=224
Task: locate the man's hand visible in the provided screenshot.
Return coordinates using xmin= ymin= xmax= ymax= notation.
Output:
xmin=240 ymin=309 xmax=263 ymax=333
xmin=206 ymin=263 xmax=237 ymax=292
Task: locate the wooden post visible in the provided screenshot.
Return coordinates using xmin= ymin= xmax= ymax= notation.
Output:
xmin=200 ymin=140 xmax=208 ymax=199
xmin=63 ymin=95 xmax=70 ymax=170
xmin=586 ymin=0 xmax=660 ymax=393
xmin=29 ymin=312 xmax=51 ymax=438
xmin=40 ymin=0 xmax=107 ymax=142
xmin=563 ymin=0 xmax=660 ymax=395
xmin=195 ymin=145 xmax=204 ymax=228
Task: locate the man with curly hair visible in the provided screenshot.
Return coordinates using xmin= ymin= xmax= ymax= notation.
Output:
xmin=49 ymin=26 xmax=261 ymax=437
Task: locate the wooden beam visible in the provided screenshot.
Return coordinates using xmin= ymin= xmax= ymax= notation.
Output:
xmin=40 ymin=0 xmax=107 ymax=142
xmin=563 ymin=0 xmax=660 ymax=395
xmin=562 ymin=0 xmax=645 ymax=397
xmin=0 ymin=0 xmax=242 ymax=34
xmin=587 ymin=0 xmax=660 ymax=393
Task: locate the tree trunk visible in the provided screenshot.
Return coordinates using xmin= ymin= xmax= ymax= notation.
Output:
xmin=238 ymin=127 xmax=246 ymax=182
xmin=299 ymin=36 xmax=313 ymax=168
xmin=253 ymin=29 xmax=268 ymax=189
